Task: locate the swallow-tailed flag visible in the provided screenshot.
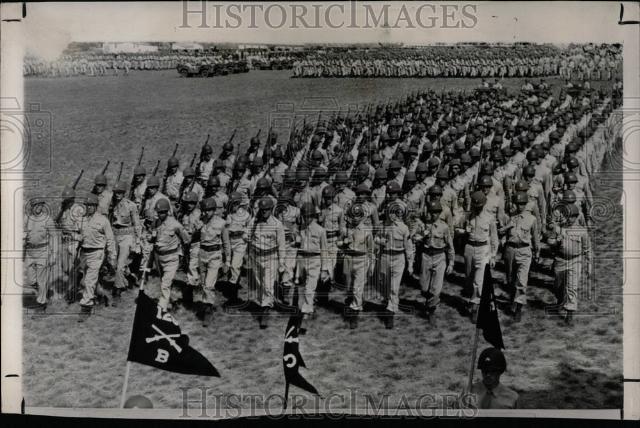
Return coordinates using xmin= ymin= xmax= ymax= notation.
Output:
xmin=477 ymin=266 xmax=505 ymax=349
xmin=127 ymin=291 xmax=220 ymax=376
xmin=283 ymin=313 xmax=319 ymax=408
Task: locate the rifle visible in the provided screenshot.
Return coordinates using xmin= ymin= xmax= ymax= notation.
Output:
xmin=189 ymin=152 xmax=197 ymax=168
xmin=162 ymin=143 xmax=180 ymax=193
xmin=194 ymin=134 xmax=211 ymax=185
xmin=101 ymin=161 xmax=111 ymax=176
xmin=139 ymin=160 xmax=161 ymax=216
xmin=152 ymin=160 xmax=160 ymax=176
xmin=116 ymin=161 xmax=124 ymax=182
xmin=55 ymin=169 xmax=84 ymax=225
xmin=129 ymin=146 xmax=145 ymax=200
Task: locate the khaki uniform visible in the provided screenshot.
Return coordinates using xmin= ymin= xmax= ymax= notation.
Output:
xmin=551 ymin=224 xmax=591 ymax=311
xmin=416 ymin=218 xmax=455 ymax=310
xmin=319 ymin=202 xmax=346 ymax=279
xmin=24 ymin=213 xmax=55 ymax=305
xmin=57 ymin=203 xmax=83 ymax=299
xmin=179 ymin=207 xmax=203 ymax=287
xmin=226 ymin=207 xmax=251 ymax=284
xmin=503 ymin=211 xmax=539 ymax=305
xmin=197 ymin=216 xmax=230 ymax=305
xmin=164 ymin=171 xmax=184 ymax=202
xmin=463 ymin=212 xmax=499 ymax=304
xmin=296 ymin=220 xmax=328 ymax=314
xmin=109 ymin=198 xmax=142 ymax=290
xmin=276 ymin=204 xmax=300 ymax=286
xmin=343 ymin=222 xmax=375 ymax=312
xmin=96 ymin=190 xmax=113 ymax=216
xmin=245 ymin=215 xmax=286 ymax=308
xmin=378 ymin=219 xmax=414 ymax=313
xmin=78 ymin=212 xmax=116 ymax=307
xmin=154 ymin=217 xmax=188 ymax=310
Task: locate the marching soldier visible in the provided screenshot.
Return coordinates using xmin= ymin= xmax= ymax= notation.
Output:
xmin=143 ymin=176 xmax=173 ymax=219
xmin=461 ymin=191 xmax=499 ymax=322
xmin=56 ymin=187 xmax=83 ymax=303
xmin=92 ymin=174 xmax=113 ymax=216
xmin=163 ymin=156 xmax=183 ymax=204
xmin=317 ymin=185 xmax=346 ymax=305
xmin=177 ymin=191 xmax=203 ymax=296
xmin=109 ymin=181 xmax=142 ymax=306
xmin=414 ymin=200 xmax=455 ymax=324
xmin=180 ymin=167 xmax=205 ymax=202
xmin=502 ymin=192 xmax=540 ymax=322
xmin=547 ymin=203 xmax=592 ymax=326
xmin=377 ymin=190 xmax=415 ymax=329
xmin=77 ymin=194 xmax=117 ymax=322
xmin=130 ymin=165 xmax=147 ymax=210
xmin=274 ymin=189 xmax=300 ymax=306
xmin=295 ymin=203 xmax=330 ymax=325
xmin=197 ymin=144 xmax=215 ymax=184
xmin=152 ymin=199 xmax=190 ymax=313
xmin=225 ymin=192 xmax=252 ymax=304
xmin=24 ymin=197 xmax=56 ymax=314
xmin=196 ymin=197 xmax=231 ymax=326
xmin=244 ymin=196 xmax=287 ymax=329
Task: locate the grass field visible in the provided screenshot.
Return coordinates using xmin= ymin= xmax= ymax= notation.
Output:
xmin=22 ymin=70 xmax=623 ymax=410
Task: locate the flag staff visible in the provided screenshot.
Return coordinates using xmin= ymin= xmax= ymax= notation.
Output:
xmin=466 ymin=327 xmax=481 ymax=394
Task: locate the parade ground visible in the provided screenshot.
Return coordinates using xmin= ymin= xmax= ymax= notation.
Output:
xmin=22 ymin=70 xmax=623 ymax=410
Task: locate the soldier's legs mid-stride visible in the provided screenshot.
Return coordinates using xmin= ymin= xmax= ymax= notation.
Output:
xmin=25 ymin=247 xmax=49 ymax=308
xmin=227 ymin=239 xmax=246 ymax=303
xmin=156 ymin=251 xmax=180 ymax=311
xmin=380 ymin=251 xmax=405 ymax=329
xmin=553 ymin=258 xmax=582 ymax=316
xmin=295 ymin=254 xmax=322 ymax=315
xmin=113 ymin=233 xmax=134 ymax=306
xmin=503 ymin=244 xmax=532 ymax=319
xmin=420 ymin=251 xmax=447 ymax=317
xmin=464 ymin=243 xmax=490 ymax=320
xmin=78 ymin=248 xmax=105 ymax=317
xmin=195 ymin=247 xmax=223 ymax=326
xmin=247 ymin=249 xmax=278 ymax=328
xmin=343 ymin=253 xmax=368 ymax=329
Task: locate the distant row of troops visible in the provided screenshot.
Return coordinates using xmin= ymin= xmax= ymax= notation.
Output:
xmin=24 ymin=86 xmax=621 ymax=330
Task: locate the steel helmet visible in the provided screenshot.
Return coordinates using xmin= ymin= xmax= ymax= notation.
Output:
xmin=85 ymin=194 xmax=99 ymax=206
xmin=258 ymin=196 xmax=274 ymax=210
xmin=513 ymin=191 xmax=529 ymax=205
xmin=389 ymin=160 xmax=402 ymax=171
xmin=427 ymin=158 xmax=441 ymax=168
xmin=566 ymin=203 xmax=580 ymax=217
xmin=322 ymin=185 xmax=336 ymax=199
xmin=449 ymin=158 xmax=461 ymax=168
xmin=300 ymin=202 xmax=316 ymax=218
xmin=481 ymin=163 xmax=494 ymax=176
xmin=374 ymin=168 xmax=388 ymax=180
xmin=296 ymin=169 xmax=310 ymax=182
xmin=428 ymin=185 xmax=443 ymax=196
xmin=182 ymin=191 xmax=198 ymax=203
xmin=202 ymin=144 xmax=213 ymax=155
xmin=460 ymin=153 xmax=472 ymax=165
xmin=61 ymin=186 xmax=75 ymax=199
xmin=426 ymin=200 xmax=443 ymax=213
xmin=562 ymin=190 xmax=577 ymax=203
xmin=404 ymin=171 xmax=417 ymax=184
xmin=134 ymin=165 xmax=147 ymax=176
xmin=355 ymin=183 xmax=371 ymax=195
xmin=222 ymin=141 xmax=234 ymax=152
xmin=510 ymin=139 xmax=522 ymax=151
xmin=256 ymin=177 xmax=271 ymax=190
xmin=564 ymin=172 xmax=579 ymax=184
xmin=436 ymin=169 xmax=450 ymax=180
xmin=470 ymin=191 xmax=487 ymax=208
xmin=478 ymin=175 xmax=493 ymax=187
xmin=334 ymin=172 xmax=349 ymax=184
xmin=113 ymin=181 xmax=128 ymax=193
xmin=94 ymin=174 xmax=107 ymax=186
xmin=200 ymin=197 xmax=218 ymax=211
xmin=155 ymin=199 xmax=171 ymax=212
xmin=207 ymin=175 xmax=220 ymax=188
xmin=526 ymin=150 xmax=539 ymax=162
xmin=566 ymin=157 xmax=580 ymax=169
xmin=477 ymin=347 xmax=507 ymax=373
xmin=147 ymin=176 xmax=161 ymax=188
xmin=415 ymin=162 xmax=429 ymax=174
xmin=183 ymin=167 xmax=195 ymax=178
xmin=167 ymin=157 xmax=180 ymax=168
xmin=252 ymin=157 xmax=264 ymax=167
xmin=515 ymin=180 xmax=530 ymax=192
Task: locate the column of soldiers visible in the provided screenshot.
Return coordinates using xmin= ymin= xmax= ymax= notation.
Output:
xmin=26 ymin=78 xmax=621 ymax=331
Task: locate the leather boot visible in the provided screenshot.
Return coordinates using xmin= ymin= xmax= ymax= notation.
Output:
xmin=564 ymin=310 xmax=574 ymax=326
xmin=259 ymin=307 xmax=270 ymax=329
xmin=77 ymin=305 xmax=92 ymax=323
xmin=349 ymin=310 xmax=359 ymax=329
xmin=513 ymin=303 xmax=523 ymax=323
xmin=384 ymin=311 xmax=394 ymax=329
xmin=111 ymin=288 xmax=123 ymax=308
xmin=202 ymin=304 xmax=214 ymax=327
xmin=469 ymin=303 xmax=479 ymax=324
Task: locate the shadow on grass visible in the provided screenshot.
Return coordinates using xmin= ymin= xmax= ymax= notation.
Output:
xmin=517 ymin=361 xmax=622 ymax=408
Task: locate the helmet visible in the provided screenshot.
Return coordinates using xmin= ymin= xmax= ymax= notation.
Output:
xmin=414 ymin=162 xmax=429 ymax=175
xmin=443 ymin=145 xmax=456 ymax=156
xmin=182 ymin=191 xmax=198 ymax=203
xmin=513 ymin=191 xmax=529 ymax=205
xmin=200 ymin=197 xmax=218 ymax=211
xmin=477 ymin=347 xmax=506 ymax=373
xmin=61 ymin=186 xmax=75 ymax=199
xmin=113 ymin=181 xmax=128 ymax=193
xmin=273 ymin=148 xmax=283 ymax=159
xmin=566 ymin=203 xmax=580 ymax=217
xmin=422 ymin=141 xmax=433 ymax=153
xmin=222 ymin=142 xmax=234 ymax=152
xmin=334 ymin=172 xmax=349 ymax=184
xmin=389 ymin=160 xmax=402 ymax=171
xmin=258 ymin=196 xmax=274 ymax=211
xmin=501 ymin=147 xmax=513 ymax=158
xmin=203 ymin=144 xmax=213 ymax=155
xmin=510 ymin=139 xmax=522 ymax=151
xmin=155 ymin=199 xmax=171 ymax=212
xmin=526 ymin=150 xmax=538 ymax=162
xmin=427 ymin=158 xmax=440 ymax=169
xmin=356 ymin=164 xmax=370 ymax=177
xmin=296 ymin=169 xmax=311 ymax=182
xmin=312 ymin=150 xmax=324 ymax=162
xmin=564 ymin=172 xmax=578 ymax=184
xmin=523 ymin=165 xmax=536 ymax=178
xmin=355 ymin=184 xmax=371 ymax=195
xmin=183 ymin=167 xmax=195 ymax=178
xmin=322 ymin=185 xmax=336 ymax=199
xmin=94 ymin=174 xmax=107 ymax=186
xmin=566 ymin=157 xmax=580 ymax=169
xmin=207 ymin=175 xmax=220 ymax=188
xmin=300 ymin=202 xmax=316 ymax=218
xmin=469 ymin=147 xmax=481 ymax=159
xmin=428 ymin=185 xmax=443 ymax=196
xmin=478 ymin=175 xmax=493 ymax=187
xmin=566 ymin=142 xmax=578 ymax=153
xmin=123 ymin=395 xmax=153 ymax=409
xmin=404 ymin=171 xmax=417 ymax=184
xmin=85 ymin=194 xmax=99 ymax=206
xmin=387 ymin=181 xmax=402 ymax=194
xmin=147 ymin=176 xmax=161 ymax=188
xmin=426 ymin=200 xmax=443 ymax=213
xmin=470 ymin=191 xmax=487 ymax=208
xmin=454 ymin=140 xmax=466 ymax=152
xmin=167 ymin=157 xmax=179 ymax=168
xmin=133 ymin=165 xmax=146 ymax=176
xmin=460 ymin=153 xmax=472 ymax=165
xmin=374 ymin=168 xmax=388 ymax=180
xmin=252 ymin=157 xmax=264 ymax=167
xmin=449 ymin=158 xmax=461 ymax=168
xmin=256 ymin=177 xmax=271 ymax=190
xmin=436 ymin=169 xmax=449 ymax=180
xmin=515 ymin=180 xmax=530 ymax=192
xmin=562 ymin=190 xmax=577 ymax=203
xmin=371 ymin=153 xmax=383 ymax=163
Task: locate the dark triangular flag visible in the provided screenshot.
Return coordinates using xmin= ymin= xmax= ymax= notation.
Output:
xmin=283 ymin=314 xmax=319 ymax=396
xmin=127 ymin=291 xmax=219 ymax=376
xmin=476 ymin=266 xmax=505 ymax=349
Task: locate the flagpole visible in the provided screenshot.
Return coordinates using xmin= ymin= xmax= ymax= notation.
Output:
xmin=466 ymin=326 xmax=481 ymax=394
xmin=119 ymin=361 xmax=132 ymax=408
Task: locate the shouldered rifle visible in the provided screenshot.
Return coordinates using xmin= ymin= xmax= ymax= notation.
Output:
xmin=116 ymin=161 xmax=124 ymax=182
xmin=194 ymin=134 xmax=210 ymax=183
xmin=139 ymin=160 xmax=161 ymax=216
xmin=73 ymin=168 xmax=84 ymax=190
xmin=189 ymin=152 xmax=197 ymax=167
xmin=162 ymin=143 xmax=179 ymax=193
xmin=101 ymin=161 xmax=111 ymax=176
xmin=129 ymin=146 xmax=145 ymax=200
xmin=152 ymin=160 xmax=160 ymax=176
xmin=56 ymin=169 xmax=84 ymax=225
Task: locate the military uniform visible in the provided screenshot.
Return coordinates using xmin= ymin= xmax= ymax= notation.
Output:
xmin=109 ymin=197 xmax=142 ymax=292
xmin=377 ymin=218 xmax=414 ymax=315
xmin=503 ymin=210 xmax=539 ymax=307
xmin=226 ymin=204 xmax=251 ymax=285
xmin=296 ymin=219 xmax=328 ymax=314
xmin=463 ymin=211 xmax=499 ymax=305
xmin=154 ymin=215 xmax=188 ymax=310
xmin=78 ymin=209 xmax=116 ymax=307
xmin=342 ymin=220 xmax=375 ymax=313
xmin=197 ymin=215 xmax=231 ymax=306
xmin=24 ymin=208 xmax=56 ymax=306
xmin=179 ymin=206 xmax=203 ymax=287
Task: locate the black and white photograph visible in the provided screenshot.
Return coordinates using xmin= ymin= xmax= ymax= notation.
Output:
xmin=1 ymin=1 xmax=639 ymax=420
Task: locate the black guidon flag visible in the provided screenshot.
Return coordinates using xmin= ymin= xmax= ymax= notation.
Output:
xmin=476 ymin=266 xmax=505 ymax=349
xmin=127 ymin=291 xmax=220 ymax=376
xmin=283 ymin=313 xmax=319 ymax=404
